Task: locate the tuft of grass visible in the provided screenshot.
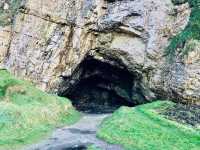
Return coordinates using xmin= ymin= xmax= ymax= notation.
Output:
xmin=0 ymin=69 xmax=80 ymax=150
xmin=87 ymin=145 xmax=102 ymax=150
xmin=97 ymin=101 xmax=200 ymax=150
xmin=0 ymin=0 xmax=22 ymax=26
xmin=165 ymin=0 xmax=200 ymax=61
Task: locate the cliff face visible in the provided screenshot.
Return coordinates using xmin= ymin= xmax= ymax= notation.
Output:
xmin=1 ymin=0 xmax=199 ymax=105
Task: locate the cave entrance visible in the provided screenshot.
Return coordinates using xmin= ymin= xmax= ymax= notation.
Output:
xmin=59 ymin=56 xmax=147 ymax=114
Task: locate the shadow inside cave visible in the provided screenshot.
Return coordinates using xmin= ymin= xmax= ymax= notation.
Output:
xmin=58 ymin=56 xmax=147 ymax=114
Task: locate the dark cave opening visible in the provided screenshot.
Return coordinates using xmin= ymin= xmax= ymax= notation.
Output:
xmin=59 ymin=56 xmax=147 ymax=114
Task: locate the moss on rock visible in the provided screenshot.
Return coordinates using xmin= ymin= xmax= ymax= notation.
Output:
xmin=166 ymin=0 xmax=200 ymax=61
xmin=0 ymin=0 xmax=22 ymax=26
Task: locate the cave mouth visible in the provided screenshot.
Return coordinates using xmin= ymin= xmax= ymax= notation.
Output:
xmin=59 ymin=56 xmax=147 ymax=114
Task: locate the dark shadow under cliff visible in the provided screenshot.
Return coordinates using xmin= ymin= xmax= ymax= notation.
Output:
xmin=58 ymin=54 xmax=151 ymax=114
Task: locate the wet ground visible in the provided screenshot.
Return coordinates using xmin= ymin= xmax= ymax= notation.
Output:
xmin=24 ymin=114 xmax=123 ymax=150
xmin=161 ymin=103 xmax=200 ymax=126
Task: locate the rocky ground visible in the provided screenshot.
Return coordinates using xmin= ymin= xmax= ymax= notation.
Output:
xmin=161 ymin=103 xmax=200 ymax=127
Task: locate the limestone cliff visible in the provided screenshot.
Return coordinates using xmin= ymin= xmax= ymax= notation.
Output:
xmin=1 ymin=0 xmax=199 ymax=105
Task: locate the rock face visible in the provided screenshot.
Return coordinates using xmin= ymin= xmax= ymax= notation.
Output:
xmin=168 ymin=40 xmax=200 ymax=105
xmin=1 ymin=0 xmax=198 ymax=105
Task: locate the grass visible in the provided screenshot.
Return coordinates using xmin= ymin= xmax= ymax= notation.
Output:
xmin=87 ymin=145 xmax=102 ymax=150
xmin=0 ymin=69 xmax=80 ymax=150
xmin=97 ymin=101 xmax=200 ymax=150
xmin=0 ymin=0 xmax=22 ymax=26
xmin=165 ymin=0 xmax=200 ymax=61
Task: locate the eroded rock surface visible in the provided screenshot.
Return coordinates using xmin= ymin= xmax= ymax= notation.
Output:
xmin=1 ymin=0 xmax=199 ymax=105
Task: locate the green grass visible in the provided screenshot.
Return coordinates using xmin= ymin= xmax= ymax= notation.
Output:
xmin=97 ymin=101 xmax=200 ymax=150
xmin=0 ymin=69 xmax=80 ymax=150
xmin=0 ymin=0 xmax=22 ymax=26
xmin=165 ymin=0 xmax=200 ymax=61
xmin=87 ymin=145 xmax=102 ymax=150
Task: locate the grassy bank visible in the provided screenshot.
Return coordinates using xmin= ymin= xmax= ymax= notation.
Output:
xmin=97 ymin=101 xmax=200 ymax=150
xmin=0 ymin=69 xmax=80 ymax=149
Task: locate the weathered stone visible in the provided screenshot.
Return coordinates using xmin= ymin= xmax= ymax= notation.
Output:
xmin=0 ymin=25 xmax=11 ymax=66
xmin=1 ymin=0 xmax=198 ymax=105
xmin=168 ymin=40 xmax=200 ymax=105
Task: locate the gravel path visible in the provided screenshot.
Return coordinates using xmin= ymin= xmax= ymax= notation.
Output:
xmin=24 ymin=114 xmax=123 ymax=150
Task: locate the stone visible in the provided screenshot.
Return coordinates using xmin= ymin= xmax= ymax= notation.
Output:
xmin=1 ymin=0 xmax=199 ymax=105
xmin=0 ymin=25 xmax=11 ymax=66
xmin=168 ymin=40 xmax=200 ymax=105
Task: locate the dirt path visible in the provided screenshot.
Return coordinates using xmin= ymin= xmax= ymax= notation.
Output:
xmin=24 ymin=114 xmax=123 ymax=150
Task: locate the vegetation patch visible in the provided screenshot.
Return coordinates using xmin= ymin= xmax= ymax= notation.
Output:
xmin=87 ymin=145 xmax=102 ymax=150
xmin=0 ymin=0 xmax=22 ymax=26
xmin=97 ymin=101 xmax=200 ymax=150
xmin=0 ymin=69 xmax=80 ymax=150
xmin=166 ymin=0 xmax=200 ymax=61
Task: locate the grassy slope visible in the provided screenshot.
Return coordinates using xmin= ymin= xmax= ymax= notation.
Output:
xmin=166 ymin=0 xmax=200 ymax=61
xmin=97 ymin=101 xmax=200 ymax=150
xmin=0 ymin=69 xmax=80 ymax=149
